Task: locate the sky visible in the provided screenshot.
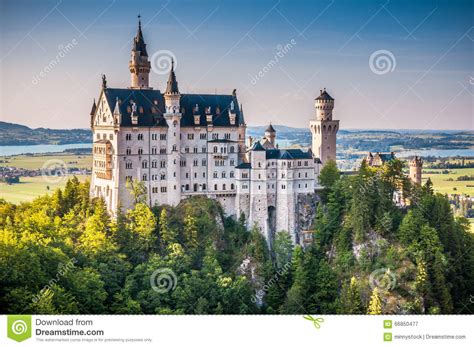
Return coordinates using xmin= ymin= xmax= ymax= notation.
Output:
xmin=0 ymin=0 xmax=473 ymax=130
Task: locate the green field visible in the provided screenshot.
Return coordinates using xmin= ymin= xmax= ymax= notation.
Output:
xmin=0 ymin=175 xmax=89 ymax=204
xmin=422 ymin=168 xmax=474 ymax=195
xmin=0 ymin=153 xmax=92 ymax=170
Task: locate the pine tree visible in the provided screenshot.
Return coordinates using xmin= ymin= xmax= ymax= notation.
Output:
xmin=367 ymin=287 xmax=382 ymax=314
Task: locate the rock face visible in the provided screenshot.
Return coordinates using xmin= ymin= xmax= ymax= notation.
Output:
xmin=295 ymin=192 xmax=321 ymax=243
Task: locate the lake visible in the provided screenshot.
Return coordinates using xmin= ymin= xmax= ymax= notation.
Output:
xmin=0 ymin=143 xmax=92 ymax=156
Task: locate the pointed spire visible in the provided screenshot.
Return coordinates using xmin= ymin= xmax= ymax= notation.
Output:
xmin=132 ymin=14 xmax=148 ymax=56
xmin=90 ymin=99 xmax=96 ymax=116
xmin=165 ymin=59 xmax=179 ymax=94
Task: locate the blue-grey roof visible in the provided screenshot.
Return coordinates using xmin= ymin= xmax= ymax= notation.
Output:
xmin=101 ymin=88 xmax=244 ymax=128
xmin=265 ymin=148 xmax=312 ymax=160
xmin=315 ymin=89 xmax=334 ymax=101
xmin=251 ymin=141 xmax=265 ymax=151
xmin=235 ymin=162 xmax=251 ymax=169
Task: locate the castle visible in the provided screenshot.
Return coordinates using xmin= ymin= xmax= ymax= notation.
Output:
xmin=89 ymin=18 xmax=340 ymax=246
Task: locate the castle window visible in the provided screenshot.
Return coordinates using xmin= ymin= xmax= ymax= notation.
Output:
xmin=152 ymin=147 xmax=157 ymax=154
xmin=96 ymin=133 xmax=100 ymax=140
xmin=213 ymin=146 xmax=218 ymax=153
xmin=160 ymin=148 xmax=166 ymax=154
xmin=282 ymin=184 xmax=286 ymax=189
xmin=160 ymin=134 xmax=167 ymax=140
xmin=160 ymin=160 xmax=166 ymax=168
xmin=213 ymin=172 xmax=218 ymax=178
xmin=152 ymin=160 xmax=157 ymax=168
xmin=223 ymin=184 xmax=226 ymax=190
xmin=231 ymin=183 xmax=235 ymax=190
xmin=194 ymin=147 xmax=198 ymax=153
xmin=230 ymin=159 xmax=235 ymax=166
xmin=185 ymin=173 xmax=189 ymax=178
xmin=180 ymin=160 xmax=186 ymax=167
xmin=214 ymin=184 xmax=218 ymax=190
xmin=225 ymin=133 xmax=230 ymax=139
xmin=304 ymin=161 xmax=308 ymax=166
xmin=193 ymin=184 xmax=198 ymax=192
xmin=138 ymin=134 xmax=143 ymax=140
xmin=185 ymin=147 xmax=189 ymax=153
xmin=142 ymin=160 xmax=148 ymax=169
xmin=125 ymin=161 xmax=132 ymax=169
xmin=185 ymin=184 xmax=189 ymax=191
xmin=138 ymin=148 xmax=143 ymax=155
xmin=258 ymin=162 xmax=261 ymax=168
xmin=258 ymin=185 xmax=260 ymax=190
xmin=298 ymin=172 xmax=301 ymax=178
xmin=305 ymin=172 xmax=308 ymax=178
xmin=161 ymin=187 xmax=167 ymax=193
xmin=200 ymin=133 xmax=207 ymax=140
xmin=222 ymin=172 xmax=226 ymax=178
xmin=202 ymin=159 xmax=206 ymax=166
xmin=142 ymin=174 xmax=147 ymax=181
xmin=212 ymin=133 xmax=219 ymax=140
xmin=230 ymin=146 xmax=235 ymax=153
xmin=161 ymin=173 xmax=166 ymax=180
xmin=203 ymin=172 xmax=206 ymax=178
xmin=126 ymin=147 xmax=131 ymax=155
xmin=202 ymin=146 xmax=206 ymax=153
xmin=242 ymin=172 xmax=248 ymax=179
xmin=109 ymin=134 xmax=113 ymax=140
xmin=230 ymin=171 xmax=234 ymax=178
xmin=187 ymin=133 xmax=194 ymax=140
xmin=193 ymin=159 xmax=198 ymax=167
xmin=172 ymin=145 xmax=177 ymax=151
xmin=152 ymin=134 xmax=157 ymax=140
xmin=203 ymin=184 xmax=207 ymax=190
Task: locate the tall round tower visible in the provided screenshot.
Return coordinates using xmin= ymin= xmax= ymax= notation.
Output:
xmin=409 ymin=156 xmax=423 ymax=185
xmin=309 ymin=88 xmax=339 ymax=165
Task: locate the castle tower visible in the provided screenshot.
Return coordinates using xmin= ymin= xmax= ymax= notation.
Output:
xmin=129 ymin=16 xmax=151 ymax=89
xmin=309 ymin=88 xmax=339 ymax=165
xmin=264 ymin=123 xmax=276 ymax=147
xmin=409 ymin=156 xmax=423 ymax=185
xmin=164 ymin=60 xmax=182 ymax=205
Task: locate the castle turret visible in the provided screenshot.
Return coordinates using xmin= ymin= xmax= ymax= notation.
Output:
xmin=129 ymin=16 xmax=151 ymax=89
xmin=164 ymin=59 xmax=182 ymax=205
xmin=309 ymin=88 xmax=339 ymax=165
xmin=264 ymin=123 xmax=276 ymax=147
xmin=409 ymin=156 xmax=423 ymax=185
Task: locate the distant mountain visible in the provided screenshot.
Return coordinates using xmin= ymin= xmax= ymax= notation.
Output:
xmin=0 ymin=121 xmax=92 ymax=146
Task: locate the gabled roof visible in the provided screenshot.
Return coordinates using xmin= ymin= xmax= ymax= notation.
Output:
xmin=251 ymin=141 xmax=265 ymax=151
xmin=100 ymin=88 xmax=245 ymax=128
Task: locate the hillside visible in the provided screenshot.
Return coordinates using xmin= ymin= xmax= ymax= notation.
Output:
xmin=0 ymin=121 xmax=91 ymax=146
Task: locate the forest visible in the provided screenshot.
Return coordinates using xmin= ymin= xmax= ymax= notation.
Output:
xmin=0 ymin=159 xmax=473 ymax=314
